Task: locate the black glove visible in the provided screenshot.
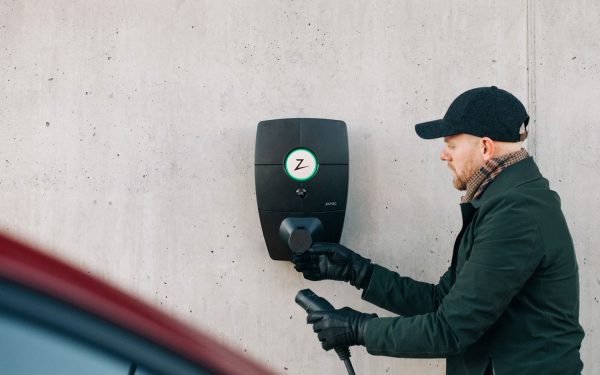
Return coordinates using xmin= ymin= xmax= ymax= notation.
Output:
xmin=291 ymin=242 xmax=373 ymax=289
xmin=307 ymin=307 xmax=377 ymax=351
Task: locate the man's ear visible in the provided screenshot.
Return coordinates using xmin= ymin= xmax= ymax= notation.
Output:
xmin=481 ymin=137 xmax=495 ymax=161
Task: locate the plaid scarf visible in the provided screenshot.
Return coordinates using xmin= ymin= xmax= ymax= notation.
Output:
xmin=462 ymin=149 xmax=529 ymax=203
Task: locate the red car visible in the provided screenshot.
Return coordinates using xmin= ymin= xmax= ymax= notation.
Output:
xmin=0 ymin=233 xmax=277 ymax=375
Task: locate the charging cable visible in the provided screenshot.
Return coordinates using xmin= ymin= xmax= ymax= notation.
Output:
xmin=295 ymin=289 xmax=356 ymax=375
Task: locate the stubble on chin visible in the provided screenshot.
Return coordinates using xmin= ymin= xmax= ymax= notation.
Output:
xmin=453 ymin=175 xmax=467 ymax=191
xmin=450 ymin=161 xmax=481 ymax=191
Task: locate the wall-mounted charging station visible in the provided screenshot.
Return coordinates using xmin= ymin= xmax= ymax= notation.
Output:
xmin=255 ymin=118 xmax=349 ymax=260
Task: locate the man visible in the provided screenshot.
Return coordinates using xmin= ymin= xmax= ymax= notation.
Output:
xmin=292 ymin=86 xmax=584 ymax=374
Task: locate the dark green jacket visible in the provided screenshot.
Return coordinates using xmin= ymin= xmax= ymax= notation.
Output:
xmin=362 ymin=157 xmax=584 ymax=374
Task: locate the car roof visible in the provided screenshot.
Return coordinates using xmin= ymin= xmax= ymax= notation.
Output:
xmin=0 ymin=232 xmax=277 ymax=375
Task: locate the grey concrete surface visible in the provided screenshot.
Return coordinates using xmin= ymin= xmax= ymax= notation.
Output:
xmin=1 ymin=1 xmax=598 ymax=374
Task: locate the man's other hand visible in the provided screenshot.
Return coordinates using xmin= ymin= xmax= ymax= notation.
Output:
xmin=307 ymin=307 xmax=377 ymax=350
xmin=291 ymin=243 xmax=373 ymax=288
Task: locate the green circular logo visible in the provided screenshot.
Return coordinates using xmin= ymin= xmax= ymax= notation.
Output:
xmin=284 ymin=148 xmax=319 ymax=182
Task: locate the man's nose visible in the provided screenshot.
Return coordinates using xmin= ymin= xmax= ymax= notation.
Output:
xmin=440 ymin=149 xmax=450 ymax=161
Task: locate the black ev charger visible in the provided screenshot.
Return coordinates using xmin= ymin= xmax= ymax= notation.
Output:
xmin=255 ymin=118 xmax=349 ymax=260
xmin=255 ymin=118 xmax=355 ymax=374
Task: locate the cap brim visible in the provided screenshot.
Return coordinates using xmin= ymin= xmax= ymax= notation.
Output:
xmin=414 ymin=119 xmax=458 ymax=139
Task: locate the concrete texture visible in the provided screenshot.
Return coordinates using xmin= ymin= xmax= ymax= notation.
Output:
xmin=0 ymin=1 xmax=598 ymax=373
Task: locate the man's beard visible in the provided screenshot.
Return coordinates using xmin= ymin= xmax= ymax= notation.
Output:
xmin=450 ymin=160 xmax=481 ymax=191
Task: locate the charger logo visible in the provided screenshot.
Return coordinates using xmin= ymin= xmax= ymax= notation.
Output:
xmin=294 ymin=159 xmax=309 ymax=171
xmin=284 ymin=148 xmax=318 ymax=182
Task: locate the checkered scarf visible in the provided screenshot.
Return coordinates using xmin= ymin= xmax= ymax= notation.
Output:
xmin=462 ymin=149 xmax=529 ymax=203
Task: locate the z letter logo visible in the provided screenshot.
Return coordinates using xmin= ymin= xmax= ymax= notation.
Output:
xmin=284 ymin=148 xmax=318 ymax=182
xmin=295 ymin=158 xmax=309 ymax=171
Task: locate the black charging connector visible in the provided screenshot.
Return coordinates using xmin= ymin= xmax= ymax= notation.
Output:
xmin=295 ymin=289 xmax=356 ymax=375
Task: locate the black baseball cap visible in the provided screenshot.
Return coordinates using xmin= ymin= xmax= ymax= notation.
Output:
xmin=415 ymin=86 xmax=529 ymax=142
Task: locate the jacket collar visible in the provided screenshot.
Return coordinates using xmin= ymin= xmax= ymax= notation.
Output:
xmin=466 ymin=157 xmax=541 ymax=209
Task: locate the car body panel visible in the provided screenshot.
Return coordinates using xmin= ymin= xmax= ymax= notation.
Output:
xmin=0 ymin=233 xmax=277 ymax=375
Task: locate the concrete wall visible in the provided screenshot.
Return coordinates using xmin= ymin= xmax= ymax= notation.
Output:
xmin=1 ymin=1 xmax=598 ymax=373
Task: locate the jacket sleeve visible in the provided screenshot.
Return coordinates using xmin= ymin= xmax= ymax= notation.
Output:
xmin=363 ymin=196 xmax=545 ymax=357
xmin=361 ymin=264 xmax=452 ymax=316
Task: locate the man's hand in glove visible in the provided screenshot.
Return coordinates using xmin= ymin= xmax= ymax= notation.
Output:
xmin=291 ymin=242 xmax=374 ymax=289
xmin=307 ymin=307 xmax=377 ymax=350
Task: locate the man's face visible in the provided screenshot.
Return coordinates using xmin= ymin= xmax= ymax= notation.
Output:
xmin=440 ymin=134 xmax=485 ymax=190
